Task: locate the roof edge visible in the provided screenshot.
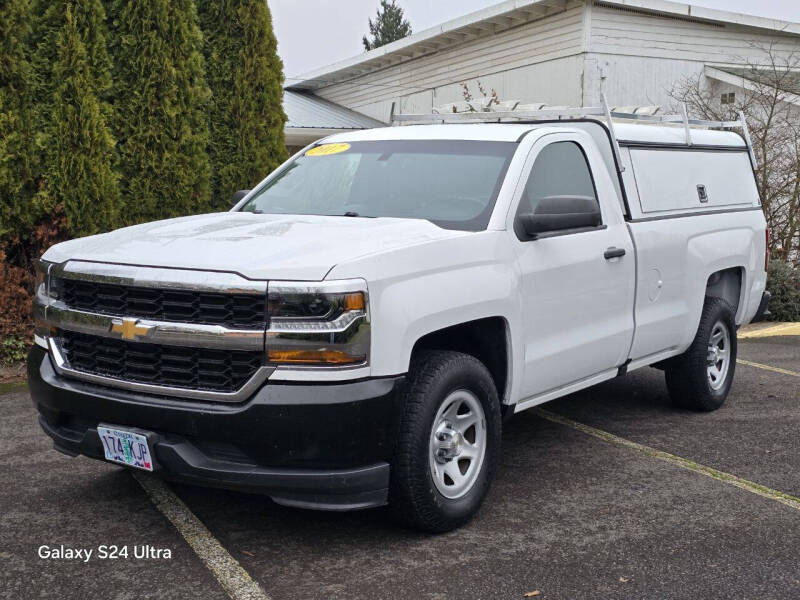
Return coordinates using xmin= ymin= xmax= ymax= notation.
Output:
xmin=285 ymin=0 xmax=800 ymax=92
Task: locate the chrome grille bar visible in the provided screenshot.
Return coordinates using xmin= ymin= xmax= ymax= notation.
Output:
xmin=44 ymin=301 xmax=265 ymax=351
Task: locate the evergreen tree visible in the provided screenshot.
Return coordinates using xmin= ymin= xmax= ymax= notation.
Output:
xmin=108 ymin=0 xmax=211 ymax=224
xmin=0 ymin=0 xmax=38 ymax=241
xmin=197 ymin=0 xmax=287 ymax=209
xmin=32 ymin=0 xmax=113 ymax=112
xmin=37 ymin=3 xmax=118 ymax=237
xmin=362 ymin=0 xmax=411 ymax=51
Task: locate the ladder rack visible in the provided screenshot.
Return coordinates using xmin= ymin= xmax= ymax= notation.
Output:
xmin=391 ymin=94 xmax=757 ymax=169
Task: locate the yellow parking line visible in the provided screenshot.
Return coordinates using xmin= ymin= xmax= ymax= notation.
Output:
xmin=739 ymin=323 xmax=800 ymax=339
xmin=533 ymin=408 xmax=800 ymax=512
xmin=736 ymin=359 xmax=800 ymax=377
xmin=134 ymin=472 xmax=270 ymax=600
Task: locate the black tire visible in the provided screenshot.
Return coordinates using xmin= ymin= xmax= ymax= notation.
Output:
xmin=665 ymin=297 xmax=737 ymax=411
xmin=389 ymin=350 xmax=501 ymax=533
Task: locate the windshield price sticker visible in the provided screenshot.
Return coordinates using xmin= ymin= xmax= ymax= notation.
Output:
xmin=306 ymin=143 xmax=351 ymax=157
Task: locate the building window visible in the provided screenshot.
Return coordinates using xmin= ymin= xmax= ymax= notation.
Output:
xmin=721 ymin=92 xmax=736 ymax=105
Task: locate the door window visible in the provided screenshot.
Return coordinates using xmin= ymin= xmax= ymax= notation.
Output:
xmin=519 ymin=141 xmax=599 ymax=215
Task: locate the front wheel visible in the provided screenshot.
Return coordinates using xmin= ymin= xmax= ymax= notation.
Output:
xmin=665 ymin=297 xmax=737 ymax=411
xmin=389 ymin=350 xmax=501 ymax=532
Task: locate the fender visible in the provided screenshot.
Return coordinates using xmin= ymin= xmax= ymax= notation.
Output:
xmin=327 ymin=231 xmax=523 ymax=395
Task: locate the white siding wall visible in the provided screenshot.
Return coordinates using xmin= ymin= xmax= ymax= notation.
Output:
xmin=584 ymin=3 xmax=800 ymax=106
xmin=308 ymin=1 xmax=800 ymax=122
xmin=582 ymin=53 xmax=704 ymax=107
xmin=315 ymin=1 xmax=586 ymax=122
xmin=590 ymin=4 xmax=799 ymax=63
xmin=436 ymin=55 xmax=585 ymax=106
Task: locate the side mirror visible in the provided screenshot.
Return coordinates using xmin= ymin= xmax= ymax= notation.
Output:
xmin=518 ymin=195 xmax=601 ymax=239
xmin=231 ymin=189 xmax=251 ymax=207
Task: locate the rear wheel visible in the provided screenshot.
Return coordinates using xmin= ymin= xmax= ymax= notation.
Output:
xmin=390 ymin=350 xmax=501 ymax=532
xmin=665 ymin=297 xmax=737 ymax=411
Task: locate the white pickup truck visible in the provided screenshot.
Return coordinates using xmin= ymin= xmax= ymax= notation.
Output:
xmin=29 ymin=113 xmax=770 ymax=532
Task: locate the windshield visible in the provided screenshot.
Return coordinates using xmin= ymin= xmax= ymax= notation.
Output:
xmin=239 ymin=140 xmax=517 ymax=231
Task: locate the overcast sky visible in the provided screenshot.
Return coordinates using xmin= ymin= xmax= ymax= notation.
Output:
xmin=271 ymin=0 xmax=800 ymax=79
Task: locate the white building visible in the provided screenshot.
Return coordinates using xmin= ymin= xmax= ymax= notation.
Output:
xmin=283 ymin=0 xmax=800 ymax=145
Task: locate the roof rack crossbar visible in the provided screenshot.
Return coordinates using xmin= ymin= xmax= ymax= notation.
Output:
xmin=606 ymin=111 xmax=740 ymax=128
xmin=390 ymin=103 xmax=754 ymax=170
xmin=392 ymin=108 xmax=742 ymax=129
xmin=392 ymin=107 xmax=607 ymax=123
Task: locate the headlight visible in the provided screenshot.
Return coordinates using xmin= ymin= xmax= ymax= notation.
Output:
xmin=266 ymin=280 xmax=370 ymax=367
xmin=34 ymin=260 xmax=57 ymax=344
xmin=35 ymin=259 xmax=50 ymax=298
xmin=35 ymin=259 xmax=62 ymax=300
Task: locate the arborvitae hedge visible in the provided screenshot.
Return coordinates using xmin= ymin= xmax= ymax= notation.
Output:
xmin=36 ymin=3 xmax=119 ymax=237
xmin=32 ymin=0 xmax=118 ymax=237
xmin=1 ymin=0 xmax=288 ymax=345
xmin=108 ymin=0 xmax=211 ymax=224
xmin=5 ymin=0 xmax=288 ymax=238
xmin=32 ymin=0 xmax=113 ymax=113
xmin=0 ymin=0 xmax=38 ymax=241
xmin=197 ymin=0 xmax=287 ymax=209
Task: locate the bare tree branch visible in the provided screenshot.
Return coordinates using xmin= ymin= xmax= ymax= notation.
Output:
xmin=669 ymin=43 xmax=800 ymax=262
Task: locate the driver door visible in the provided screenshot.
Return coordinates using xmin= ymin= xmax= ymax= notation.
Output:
xmin=512 ymin=133 xmax=636 ymax=400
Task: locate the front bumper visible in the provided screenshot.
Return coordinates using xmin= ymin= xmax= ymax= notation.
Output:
xmin=28 ymin=346 xmax=405 ymax=510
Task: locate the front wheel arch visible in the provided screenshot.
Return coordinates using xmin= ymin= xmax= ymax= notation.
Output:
xmin=389 ymin=350 xmax=502 ymax=532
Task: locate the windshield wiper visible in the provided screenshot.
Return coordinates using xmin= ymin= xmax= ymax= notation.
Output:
xmin=337 ymin=211 xmax=376 ymax=218
xmin=246 ymin=209 xmax=376 ymax=218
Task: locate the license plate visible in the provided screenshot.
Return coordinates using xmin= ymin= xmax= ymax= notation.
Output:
xmin=97 ymin=426 xmax=154 ymax=471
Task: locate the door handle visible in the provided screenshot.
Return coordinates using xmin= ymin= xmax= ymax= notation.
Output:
xmin=604 ymin=247 xmax=626 ymax=260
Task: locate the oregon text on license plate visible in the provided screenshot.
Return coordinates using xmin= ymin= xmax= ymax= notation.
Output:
xmin=97 ymin=426 xmax=154 ymax=471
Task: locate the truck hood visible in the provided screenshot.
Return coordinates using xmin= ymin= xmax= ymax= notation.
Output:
xmin=43 ymin=212 xmax=468 ymax=281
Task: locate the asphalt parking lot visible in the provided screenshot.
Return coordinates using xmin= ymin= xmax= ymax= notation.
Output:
xmin=3 ymin=331 xmax=799 ymax=600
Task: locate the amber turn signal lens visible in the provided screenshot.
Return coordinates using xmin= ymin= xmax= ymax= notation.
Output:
xmin=343 ymin=292 xmax=365 ymax=312
xmin=267 ymin=349 xmax=365 ymax=365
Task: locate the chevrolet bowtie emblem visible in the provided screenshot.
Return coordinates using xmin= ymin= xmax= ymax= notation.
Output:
xmin=111 ymin=318 xmax=152 ymax=341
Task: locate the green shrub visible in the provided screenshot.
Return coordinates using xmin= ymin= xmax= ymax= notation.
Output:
xmin=0 ymin=0 xmax=39 ymax=242
xmin=197 ymin=0 xmax=287 ymax=209
xmin=0 ymin=336 xmax=27 ymax=365
xmin=108 ymin=0 xmax=212 ymax=224
xmin=34 ymin=1 xmax=119 ymax=237
xmin=766 ymin=260 xmax=800 ymax=322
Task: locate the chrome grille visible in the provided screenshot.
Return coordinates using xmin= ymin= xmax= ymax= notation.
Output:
xmin=60 ymin=278 xmax=266 ymax=329
xmin=60 ymin=331 xmax=263 ymax=394
xmin=38 ymin=262 xmax=272 ymax=401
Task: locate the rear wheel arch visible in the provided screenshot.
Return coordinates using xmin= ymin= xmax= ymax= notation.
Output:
xmin=705 ymin=266 xmax=744 ymax=322
xmin=665 ymin=296 xmax=737 ymax=411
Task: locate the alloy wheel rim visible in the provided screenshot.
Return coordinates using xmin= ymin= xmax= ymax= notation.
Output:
xmin=707 ymin=320 xmax=731 ymax=391
xmin=428 ymin=389 xmax=487 ymax=499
